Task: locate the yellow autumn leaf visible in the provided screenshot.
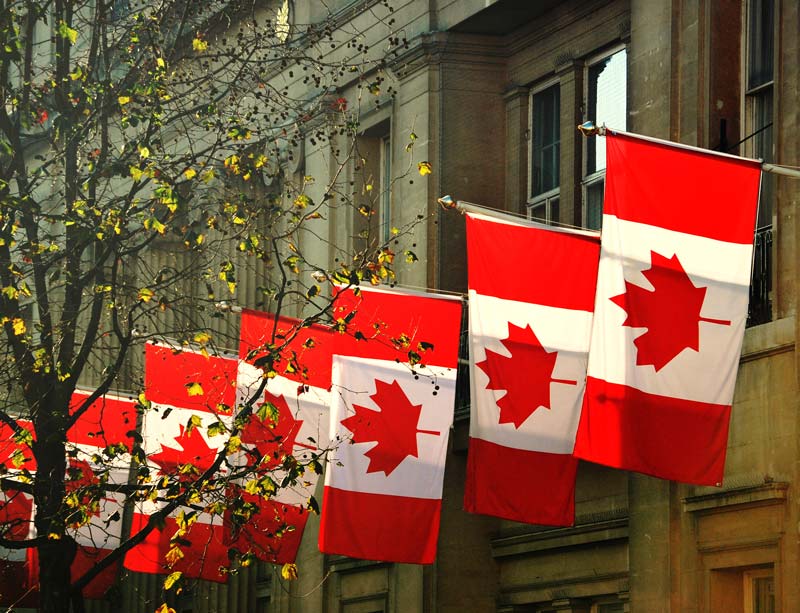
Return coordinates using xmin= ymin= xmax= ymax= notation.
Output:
xmin=138 ymin=145 xmax=150 ymax=159
xmin=185 ymin=382 xmax=204 ymax=397
xmin=11 ymin=318 xmax=26 ymax=336
xmin=118 ymin=95 xmax=131 ymax=106
xmin=183 ymin=168 xmax=196 ymax=180
xmin=192 ymin=37 xmax=208 ymax=52
xmin=129 ymin=166 xmax=144 ymax=181
xmin=163 ymin=571 xmax=182 ymax=591
xmin=193 ymin=331 xmax=211 ymax=344
xmin=156 ymin=57 xmax=166 ymax=68
xmin=155 ymin=604 xmax=176 ymax=613
xmin=137 ymin=288 xmax=154 ymax=302
xmin=281 ymin=563 xmax=298 ymax=581
xmin=226 ymin=435 xmax=241 ymax=453
xmin=417 ymin=161 xmax=433 ymax=176
xmin=165 ymin=546 xmax=184 ymax=565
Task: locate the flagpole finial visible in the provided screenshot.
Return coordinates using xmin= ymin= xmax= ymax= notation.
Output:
xmin=577 ymin=121 xmax=605 ymax=137
xmin=214 ymin=301 xmax=243 ymax=313
xmin=437 ymin=195 xmax=456 ymax=210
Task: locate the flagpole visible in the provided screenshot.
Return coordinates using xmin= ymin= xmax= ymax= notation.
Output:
xmin=579 ymin=122 xmax=800 ymax=179
xmin=455 ymin=201 xmax=601 ymax=239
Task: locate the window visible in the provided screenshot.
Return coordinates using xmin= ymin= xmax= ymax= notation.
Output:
xmin=744 ymin=0 xmax=774 ymax=326
xmin=528 ymin=82 xmax=560 ymax=224
xmin=254 ymin=561 xmax=272 ymax=613
xmin=582 ymin=47 xmax=627 ymax=230
xmin=354 ymin=120 xmax=392 ymax=248
xmin=744 ymin=569 xmax=775 ymax=613
xmin=379 ymin=134 xmax=392 ymax=244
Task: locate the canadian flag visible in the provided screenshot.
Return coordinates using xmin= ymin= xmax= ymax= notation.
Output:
xmin=228 ymin=309 xmax=332 ymax=564
xmin=463 ymin=212 xmax=600 ymax=526
xmin=319 ymin=286 xmax=462 ymax=564
xmin=123 ymin=343 xmax=238 ymax=582
xmin=573 ymin=131 xmax=761 ymax=485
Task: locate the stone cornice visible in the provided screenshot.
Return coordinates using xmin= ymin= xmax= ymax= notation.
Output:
xmin=388 ymin=32 xmax=507 ymax=81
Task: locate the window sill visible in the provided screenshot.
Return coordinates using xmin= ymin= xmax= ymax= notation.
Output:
xmin=740 ymin=315 xmax=794 ymax=362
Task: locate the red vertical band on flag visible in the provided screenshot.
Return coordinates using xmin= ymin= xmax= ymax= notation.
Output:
xmin=464 ymin=438 xmax=578 ymax=526
xmin=145 ymin=343 xmax=237 ymax=413
xmin=68 ymin=392 xmax=137 ymax=450
xmin=0 ymin=420 xmax=36 ymax=472
xmin=125 ymin=513 xmax=229 ymax=582
xmin=319 ymin=487 xmax=441 ymax=564
xmin=225 ymin=496 xmax=309 ymax=565
xmin=331 ymin=287 xmax=462 ymax=368
xmin=603 ymin=132 xmax=761 ymax=244
xmin=575 ymin=377 xmax=730 ymax=485
xmin=239 ymin=309 xmax=334 ymax=389
xmin=466 ymin=214 xmax=600 ymax=309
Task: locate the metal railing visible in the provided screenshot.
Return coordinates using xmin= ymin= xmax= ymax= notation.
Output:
xmin=747 ymin=225 xmax=773 ymax=327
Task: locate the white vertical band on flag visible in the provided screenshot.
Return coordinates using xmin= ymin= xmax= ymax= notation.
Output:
xmin=326 ymin=355 xmax=455 ymax=499
xmin=469 ymin=292 xmax=591 ymax=454
xmin=235 ymin=360 xmax=330 ymax=507
xmin=588 ymin=214 xmax=752 ymax=404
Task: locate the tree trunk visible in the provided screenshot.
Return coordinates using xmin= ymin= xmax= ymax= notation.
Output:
xmin=32 ymin=390 xmax=74 ymax=613
xmin=37 ymin=537 xmax=77 ymax=613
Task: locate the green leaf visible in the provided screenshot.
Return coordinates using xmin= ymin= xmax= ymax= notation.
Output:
xmin=185 ymin=414 xmax=203 ymax=434
xmin=58 ymin=21 xmax=78 ymax=45
xmin=207 ymin=421 xmax=225 ymax=437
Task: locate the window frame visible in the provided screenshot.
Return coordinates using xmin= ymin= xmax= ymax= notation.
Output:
xmin=581 ymin=171 xmax=605 ymax=230
xmin=580 ymin=43 xmax=627 ymax=230
xmin=527 ymin=76 xmax=561 ymax=224
xmin=743 ymin=567 xmax=775 ymax=613
xmin=378 ymin=132 xmax=393 ymax=245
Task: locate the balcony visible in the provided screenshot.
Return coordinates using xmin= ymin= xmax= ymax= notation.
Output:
xmin=747 ymin=225 xmax=773 ymax=327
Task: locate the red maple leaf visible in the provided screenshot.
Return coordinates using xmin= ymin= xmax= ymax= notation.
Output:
xmin=476 ymin=323 xmax=576 ymax=428
xmin=611 ymin=251 xmax=731 ymax=371
xmin=150 ymin=425 xmax=217 ymax=478
xmin=241 ymin=390 xmax=310 ymax=472
xmin=340 ymin=379 xmax=439 ymax=476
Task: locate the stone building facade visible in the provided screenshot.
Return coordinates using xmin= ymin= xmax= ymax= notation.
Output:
xmin=263 ymin=1 xmax=796 ymax=612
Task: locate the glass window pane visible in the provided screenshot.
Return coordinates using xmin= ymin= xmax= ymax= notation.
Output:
xmin=532 ymin=84 xmax=560 ymax=196
xmin=530 ymin=203 xmax=546 ymax=223
xmin=586 ymin=180 xmax=604 ymax=230
xmin=587 ymin=49 xmax=627 ymax=173
xmin=549 ymin=196 xmax=559 ymax=225
xmin=748 ymin=0 xmax=774 ymax=90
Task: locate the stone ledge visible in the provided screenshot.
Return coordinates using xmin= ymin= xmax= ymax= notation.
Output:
xmin=740 ymin=316 xmax=795 ymax=362
xmin=326 ymin=556 xmax=391 ymax=573
xmin=491 ymin=517 xmax=628 ymax=559
xmin=682 ymin=481 xmax=788 ymax=514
